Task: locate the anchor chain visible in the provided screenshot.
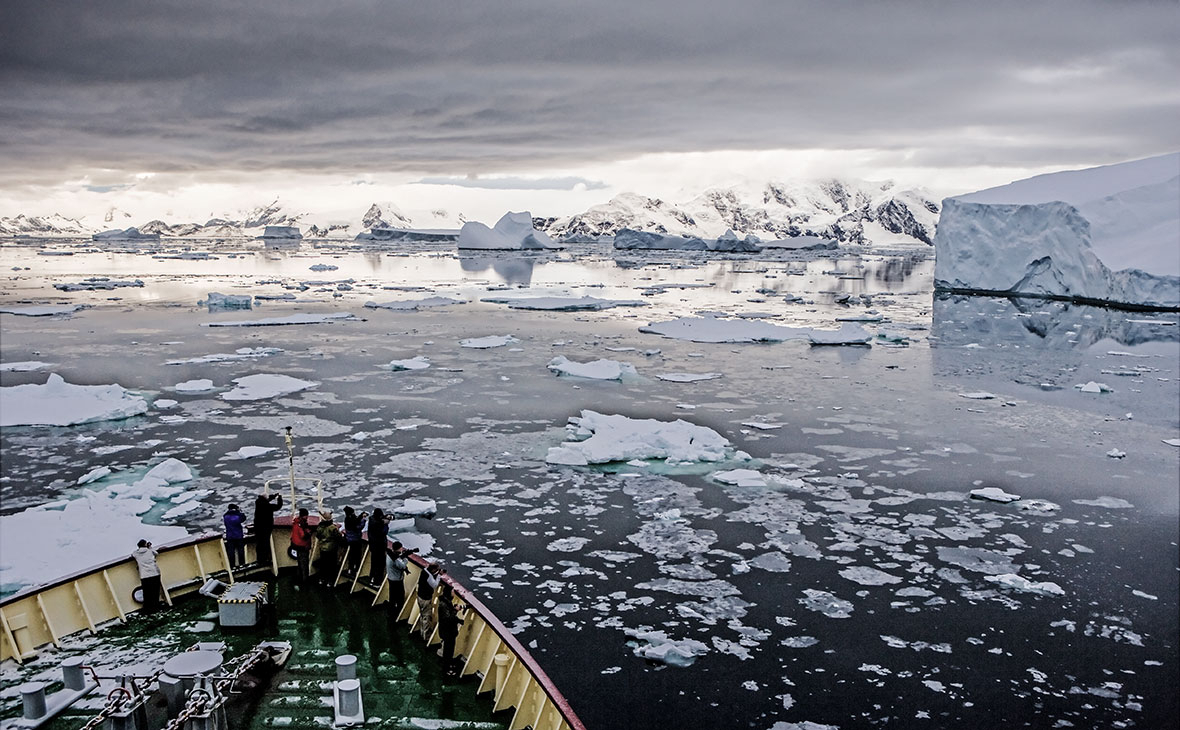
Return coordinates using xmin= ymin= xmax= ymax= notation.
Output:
xmin=159 ymin=688 xmax=212 ymax=730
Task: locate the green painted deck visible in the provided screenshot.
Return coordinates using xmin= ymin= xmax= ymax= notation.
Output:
xmin=1 ymin=574 xmax=506 ymax=730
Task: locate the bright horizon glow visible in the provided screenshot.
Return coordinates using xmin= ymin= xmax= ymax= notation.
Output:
xmin=0 ymin=148 xmax=1073 ymax=227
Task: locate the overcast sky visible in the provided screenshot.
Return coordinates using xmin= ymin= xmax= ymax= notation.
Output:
xmin=1 ymin=0 xmax=1177 ymax=222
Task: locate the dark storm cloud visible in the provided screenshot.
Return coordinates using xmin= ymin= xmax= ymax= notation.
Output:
xmin=0 ymin=0 xmax=1177 ymax=184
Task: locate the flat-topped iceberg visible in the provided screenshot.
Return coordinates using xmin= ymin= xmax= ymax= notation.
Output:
xmin=0 ymin=304 xmax=84 ymax=316
xmin=257 ymin=225 xmax=302 ymax=240
xmin=92 ymin=227 xmax=160 ymax=242
xmin=547 ymin=356 xmax=637 ymax=381
xmin=934 ymin=153 xmax=1180 ymax=308
xmin=0 ymin=374 xmax=148 ymax=427
xmin=613 ymin=228 xmax=762 ymax=252
xmin=205 ymin=292 xmax=252 ymax=310
xmin=365 ymin=296 xmax=465 ymax=311
xmin=458 ymin=211 xmax=560 ymax=250
xmin=546 ymin=410 xmax=733 ymax=465
xmin=204 ymin=312 xmax=360 ymax=327
xmin=481 ymin=295 xmax=646 ymax=311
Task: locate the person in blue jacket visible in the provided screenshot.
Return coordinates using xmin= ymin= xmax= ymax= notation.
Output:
xmin=223 ymin=503 xmax=247 ymax=568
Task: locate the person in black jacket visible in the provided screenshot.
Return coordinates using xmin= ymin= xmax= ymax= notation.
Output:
xmin=437 ymin=583 xmax=464 ymax=676
xmin=253 ymin=492 xmax=283 ymax=569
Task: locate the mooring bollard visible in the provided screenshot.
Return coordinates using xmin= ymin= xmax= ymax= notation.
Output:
xmin=337 ymin=678 xmax=361 ymax=717
xmin=62 ymin=656 xmax=87 ymax=691
xmin=335 ymin=654 xmax=357 ymax=682
xmin=20 ymin=681 xmax=47 ymax=720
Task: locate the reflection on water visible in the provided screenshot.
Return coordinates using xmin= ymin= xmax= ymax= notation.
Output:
xmin=458 ymin=254 xmax=536 ymax=286
xmin=932 ymin=294 xmax=1180 ymax=350
xmin=931 ymin=294 xmax=1180 ymax=428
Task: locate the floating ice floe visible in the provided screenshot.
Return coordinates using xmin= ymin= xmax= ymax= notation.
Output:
xmin=204 ymin=292 xmax=252 ymax=310
xmin=221 ymin=374 xmax=318 ymax=401
xmin=1015 ymin=498 xmax=1060 ymax=513
xmin=937 ymin=546 xmax=1019 ymax=575
xmin=204 ymin=313 xmax=360 ymax=327
xmin=1106 ymin=448 xmax=1127 ymax=459
xmin=365 ymin=296 xmax=466 ymax=311
xmin=165 ymin=347 xmax=282 ymax=365
xmin=0 ymin=361 xmax=54 ymax=372
xmin=393 ymin=498 xmax=437 ymax=517
xmin=711 ymin=469 xmax=767 ymax=487
xmin=0 ymin=374 xmax=148 ymax=427
xmin=460 ymin=334 xmax=519 ymax=349
xmin=229 ymin=446 xmax=277 ymax=460
xmin=481 ymin=295 xmax=647 ymax=311
xmin=1164 ymin=438 xmax=1180 ymax=447
xmin=1072 ymin=496 xmax=1134 ymax=509
xmin=807 ymin=324 xmax=872 ymax=346
xmin=655 ymin=372 xmax=722 ymax=383
xmin=799 ymin=589 xmax=854 ymax=618
xmin=623 ymin=628 xmax=709 ymax=667
xmin=970 ymin=486 xmax=1021 ymax=503
xmin=389 ymin=356 xmax=431 ymax=371
xmin=839 ymin=566 xmax=903 ymax=586
xmin=640 ymin=314 xmax=812 ymax=344
xmin=640 ymin=314 xmax=871 ymax=346
xmin=547 ymin=356 xmax=637 ymax=381
xmin=457 ymin=211 xmax=559 ymax=250
xmin=741 ymin=421 xmax=785 ymax=430
xmin=985 ymin=573 xmax=1066 ymax=597
xmin=154 ymin=399 xmax=178 ymax=409
xmin=959 ymin=392 xmax=997 ymax=400
xmin=174 ymin=379 xmax=215 ymax=393
xmin=54 ymin=278 xmax=144 ymax=291
xmin=77 ymin=466 xmax=112 ymax=485
xmin=309 ymin=263 xmax=338 ymax=272
xmin=0 ymin=304 xmax=84 ymax=316
xmin=547 ymin=537 xmax=592 ymax=552
xmin=1075 ymin=381 xmax=1114 ymax=394
xmin=546 ymin=410 xmax=733 ymax=466
xmin=0 ymin=491 xmax=189 ymax=594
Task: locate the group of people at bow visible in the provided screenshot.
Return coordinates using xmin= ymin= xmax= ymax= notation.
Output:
xmin=219 ymin=493 xmax=465 ymax=674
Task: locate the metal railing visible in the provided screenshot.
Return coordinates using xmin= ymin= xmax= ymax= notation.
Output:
xmin=0 ymin=521 xmax=587 ymax=730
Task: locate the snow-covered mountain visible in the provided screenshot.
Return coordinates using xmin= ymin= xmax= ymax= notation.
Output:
xmin=934 ymin=153 xmax=1179 ymax=308
xmin=0 ymin=213 xmax=91 ymax=237
xmin=537 ymin=179 xmax=940 ymax=245
xmin=1 ymin=179 xmax=934 ymax=245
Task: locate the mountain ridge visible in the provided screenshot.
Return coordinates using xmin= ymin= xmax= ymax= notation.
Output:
xmin=0 ymin=178 xmax=940 ymax=246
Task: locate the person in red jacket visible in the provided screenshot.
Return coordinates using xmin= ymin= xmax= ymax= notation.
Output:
xmin=290 ymin=508 xmax=312 ymax=582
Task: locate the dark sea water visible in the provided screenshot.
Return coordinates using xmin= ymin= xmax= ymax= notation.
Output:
xmin=1 ymin=240 xmax=1177 ymax=729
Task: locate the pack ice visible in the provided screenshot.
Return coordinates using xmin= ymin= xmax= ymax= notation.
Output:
xmin=457 ymin=211 xmax=560 ymax=250
xmin=934 ymin=153 xmax=1180 ymax=308
xmin=0 ymin=374 xmax=148 ymax=427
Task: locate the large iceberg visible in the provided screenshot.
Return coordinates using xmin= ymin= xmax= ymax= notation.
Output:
xmin=457 ymin=211 xmax=560 ymax=250
xmin=934 ymin=153 xmax=1179 ymax=309
xmin=0 ymin=374 xmax=149 ymax=427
